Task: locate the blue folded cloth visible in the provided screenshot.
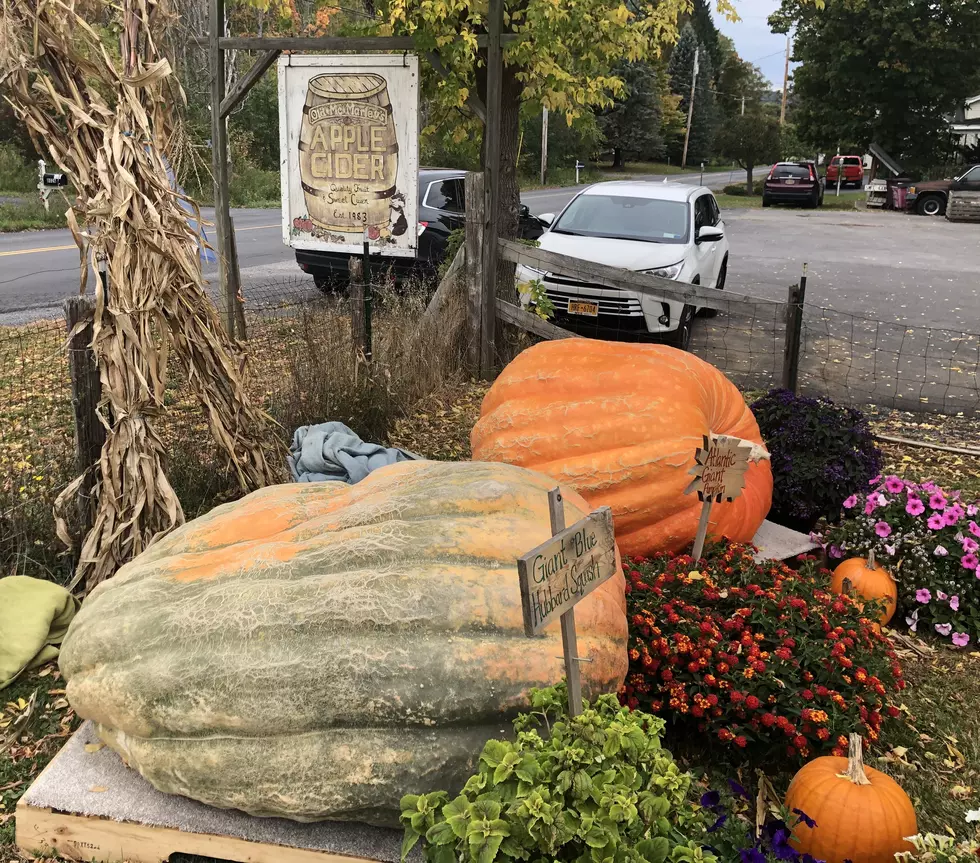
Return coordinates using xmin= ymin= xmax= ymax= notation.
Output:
xmin=288 ymin=422 xmax=416 ymax=484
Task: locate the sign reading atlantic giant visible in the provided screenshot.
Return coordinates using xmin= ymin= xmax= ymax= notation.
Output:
xmin=278 ymin=55 xmax=419 ymax=256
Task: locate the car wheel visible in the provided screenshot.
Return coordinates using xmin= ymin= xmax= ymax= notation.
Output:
xmin=762 ymin=195 xmax=771 ymax=208
xmin=698 ymin=257 xmax=726 ymax=318
xmin=917 ymin=195 xmax=946 ymax=217
xmin=665 ymin=304 xmax=695 ymax=351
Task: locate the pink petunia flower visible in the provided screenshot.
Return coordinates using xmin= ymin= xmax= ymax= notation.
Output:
xmin=921 ymin=481 xmax=937 ymax=493
xmin=952 ymin=632 xmax=970 ymax=648
xmin=949 ymin=503 xmax=966 ymax=520
xmin=864 ymin=498 xmax=877 ymax=516
xmin=874 ymin=521 xmax=892 ymax=538
xmin=950 ymin=595 xmax=960 ymax=611
xmin=929 ymin=492 xmax=948 ymax=510
xmin=915 ymin=588 xmax=932 ymax=603
xmin=842 ymin=494 xmax=858 ymax=509
xmin=963 ymin=537 xmax=979 ymax=553
xmin=884 ymin=475 xmax=905 ymax=494
xmin=935 ymin=623 xmax=953 ymax=637
xmin=934 ymin=545 xmax=949 ymax=556
xmin=906 ymin=609 xmax=919 ymax=632
xmin=937 ymin=590 xmax=948 ymax=600
xmin=945 ymin=509 xmax=963 ymax=527
xmin=968 ymin=504 xmax=978 ymax=517
xmin=906 ymin=497 xmax=925 ymax=516
xmin=962 ymin=553 xmax=979 ymax=570
xmin=970 ymin=521 xmax=980 ymax=538
xmin=928 ymin=513 xmax=946 ymax=530
xmin=869 ymin=474 xmax=883 ymax=486
xmin=885 ymin=544 xmax=896 ymax=555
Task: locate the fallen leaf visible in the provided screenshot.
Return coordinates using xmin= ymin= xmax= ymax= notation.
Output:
xmin=50 ymin=698 xmax=69 ymax=710
xmin=88 ymin=785 xmax=109 ymax=793
xmin=84 ymin=742 xmax=105 ymax=753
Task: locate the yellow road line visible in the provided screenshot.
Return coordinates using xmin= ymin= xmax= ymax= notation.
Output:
xmin=0 ymin=222 xmax=280 ymax=258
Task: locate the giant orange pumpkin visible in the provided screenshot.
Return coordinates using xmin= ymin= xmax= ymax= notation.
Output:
xmin=832 ymin=551 xmax=897 ymax=625
xmin=784 ymin=733 xmax=917 ymax=863
xmin=59 ymin=460 xmax=628 ymax=825
xmin=470 ymin=340 xmax=772 ymax=556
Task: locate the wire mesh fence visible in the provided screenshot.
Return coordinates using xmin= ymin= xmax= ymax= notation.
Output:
xmin=5 ymin=271 xmax=980 ymax=580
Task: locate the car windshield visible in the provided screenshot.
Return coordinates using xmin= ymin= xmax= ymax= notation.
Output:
xmin=772 ymin=165 xmax=809 ymax=179
xmin=550 ymin=194 xmax=689 ymax=244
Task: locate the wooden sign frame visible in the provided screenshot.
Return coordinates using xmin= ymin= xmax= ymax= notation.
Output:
xmin=517 ymin=489 xmax=617 ymax=716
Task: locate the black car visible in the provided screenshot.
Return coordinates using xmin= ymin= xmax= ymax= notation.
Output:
xmin=296 ymin=168 xmax=545 ymax=290
xmin=762 ymin=161 xmax=825 ymax=208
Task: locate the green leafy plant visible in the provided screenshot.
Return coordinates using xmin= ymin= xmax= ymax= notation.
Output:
xmin=399 ymin=685 xmax=716 ymax=863
xmin=518 ymin=277 xmax=556 ymax=320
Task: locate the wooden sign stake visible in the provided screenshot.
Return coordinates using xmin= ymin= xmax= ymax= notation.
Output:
xmin=690 ymin=497 xmax=713 ymax=561
xmin=517 ymin=488 xmax=617 ymax=719
xmin=548 ymin=488 xmax=583 ymax=717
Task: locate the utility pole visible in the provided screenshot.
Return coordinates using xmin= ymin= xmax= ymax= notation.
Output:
xmin=540 ymin=107 xmax=549 ymax=185
xmin=780 ymin=33 xmax=791 ymax=125
xmin=681 ymin=46 xmax=699 ymax=168
xmin=741 ymin=95 xmax=745 ymax=116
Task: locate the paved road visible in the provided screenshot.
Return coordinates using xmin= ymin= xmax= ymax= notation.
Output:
xmin=0 ymin=167 xmax=766 ymax=324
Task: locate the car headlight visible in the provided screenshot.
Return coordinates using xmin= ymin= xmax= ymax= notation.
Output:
xmin=908 ymin=186 xmax=917 ymax=194
xmin=642 ymin=262 xmax=683 ymax=280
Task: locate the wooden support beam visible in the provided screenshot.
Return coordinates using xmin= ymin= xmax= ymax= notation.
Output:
xmin=497 ymin=238 xmax=780 ymax=314
xmin=209 ymin=0 xmax=235 ymax=337
xmin=480 ymin=0 xmax=503 ymax=380
xmin=220 ymin=50 xmax=280 ymax=119
xmin=495 ymin=298 xmax=582 ymax=340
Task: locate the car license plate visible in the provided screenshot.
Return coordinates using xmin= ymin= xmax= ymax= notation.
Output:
xmin=785 ymin=179 xmax=796 ymax=184
xmin=568 ymin=300 xmax=599 ymax=317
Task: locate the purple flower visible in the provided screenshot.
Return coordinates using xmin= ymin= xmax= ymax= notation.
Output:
xmin=944 ymin=509 xmax=962 ymax=526
xmin=921 ymin=481 xmax=937 ymax=493
xmin=916 ymin=588 xmax=931 ymax=603
xmin=928 ymin=513 xmax=945 ymax=530
xmin=906 ymin=497 xmax=925 ymax=516
xmin=885 ymin=544 xmax=896 ymax=555
xmin=963 ymin=537 xmax=979 ymax=553
xmin=874 ymin=521 xmax=892 ymax=538
xmin=962 ymin=553 xmax=979 ymax=570
xmin=936 ymin=623 xmax=953 ymax=637
xmin=906 ymin=609 xmax=919 ymax=632
xmin=728 ymin=779 xmax=750 ymax=800
xmin=793 ymin=809 xmax=818 ymax=829
xmin=829 ymin=545 xmax=843 ymax=559
xmin=953 ymin=632 xmax=971 ymax=648
xmin=869 ymin=474 xmax=883 ymax=486
xmin=951 ymin=595 xmax=960 ymax=611
xmin=930 ymin=492 xmax=948 ymax=510
xmin=864 ymin=498 xmax=877 ymax=516
xmin=970 ymin=520 xmax=980 ymax=538
xmin=707 ymin=814 xmax=728 ymax=833
xmin=884 ymin=476 xmax=905 ymax=494
xmin=842 ymin=494 xmax=858 ymax=509
xmin=950 ymin=503 xmax=966 ymax=520
xmin=934 ymin=545 xmax=949 ymax=556
xmin=772 ymin=828 xmax=798 ymax=861
xmin=740 ymin=849 xmax=766 ymax=863
xmin=968 ymin=504 xmax=979 ymax=517
xmin=700 ymin=790 xmax=721 ymax=809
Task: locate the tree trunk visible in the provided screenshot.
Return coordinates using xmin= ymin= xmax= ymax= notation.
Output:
xmin=612 ymin=147 xmax=624 ymax=169
xmin=745 ymin=162 xmax=754 ymax=195
xmin=476 ymin=61 xmax=522 ymax=243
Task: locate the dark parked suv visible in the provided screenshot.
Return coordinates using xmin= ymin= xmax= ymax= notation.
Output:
xmin=762 ymin=161 xmax=824 ymax=208
xmin=296 ymin=168 xmax=544 ymax=290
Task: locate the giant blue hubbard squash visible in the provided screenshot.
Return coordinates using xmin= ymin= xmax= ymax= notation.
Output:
xmin=59 ymin=460 xmax=628 ymax=826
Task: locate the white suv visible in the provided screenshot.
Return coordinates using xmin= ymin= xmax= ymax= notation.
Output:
xmin=520 ymin=181 xmax=730 ymax=349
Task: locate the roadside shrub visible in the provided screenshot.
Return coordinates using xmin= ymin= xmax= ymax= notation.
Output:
xmin=400 ymin=684 xmax=716 ymax=863
xmin=722 ymin=183 xmax=761 ymax=197
xmin=816 ymin=476 xmax=980 ymax=649
xmin=0 ymin=143 xmax=35 ymax=194
xmin=750 ymin=389 xmax=882 ymax=532
xmin=622 ymin=544 xmax=905 ymax=760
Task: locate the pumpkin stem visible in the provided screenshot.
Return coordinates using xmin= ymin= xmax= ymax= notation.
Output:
xmin=842 ymin=733 xmax=872 ymax=785
xmin=867 ymin=548 xmax=876 ymax=569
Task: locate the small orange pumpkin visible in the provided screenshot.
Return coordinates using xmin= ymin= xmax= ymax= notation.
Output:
xmin=785 ymin=733 xmax=916 ymax=863
xmin=832 ymin=550 xmax=897 ymax=625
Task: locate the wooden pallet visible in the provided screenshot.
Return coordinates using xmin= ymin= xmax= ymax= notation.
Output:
xmin=948 ymin=191 xmax=980 ymax=223
xmin=17 ymin=722 xmax=407 ymax=863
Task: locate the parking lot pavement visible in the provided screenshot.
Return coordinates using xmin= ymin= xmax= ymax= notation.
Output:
xmin=721 ymin=207 xmax=980 ymax=332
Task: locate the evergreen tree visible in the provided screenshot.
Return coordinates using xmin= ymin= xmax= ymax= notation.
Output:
xmin=668 ymin=24 xmax=718 ymax=165
xmin=597 ymin=61 xmax=667 ymax=168
xmin=689 ymin=0 xmax=722 ymax=86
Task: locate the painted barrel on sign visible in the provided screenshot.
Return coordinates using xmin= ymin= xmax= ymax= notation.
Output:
xmin=299 ymin=73 xmax=398 ymax=233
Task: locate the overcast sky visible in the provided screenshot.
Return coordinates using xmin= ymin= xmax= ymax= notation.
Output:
xmin=715 ymin=0 xmax=798 ymax=88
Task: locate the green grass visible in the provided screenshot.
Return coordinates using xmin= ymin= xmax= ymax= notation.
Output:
xmin=519 ymin=166 xmax=605 ymax=190
xmin=0 ymin=197 xmax=68 ymax=232
xmin=714 ymin=193 xmax=863 ymax=212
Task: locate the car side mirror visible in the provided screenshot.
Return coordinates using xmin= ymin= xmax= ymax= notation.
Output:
xmin=519 ymin=203 xmax=530 ymax=218
xmin=537 ymin=212 xmax=555 ymax=227
xmin=697 ymin=225 xmax=724 ymax=243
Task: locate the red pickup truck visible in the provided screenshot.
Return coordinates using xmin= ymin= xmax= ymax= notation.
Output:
xmin=825 ymin=155 xmax=865 ymax=189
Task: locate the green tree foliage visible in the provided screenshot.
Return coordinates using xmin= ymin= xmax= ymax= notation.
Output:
xmin=714 ymin=38 xmax=770 ymax=120
xmin=520 ymin=108 xmax=602 ymax=176
xmin=228 ymin=69 xmax=281 ymax=172
xmin=770 ymin=0 xmax=980 ymax=173
xmin=596 ymin=62 xmax=668 ymax=168
xmin=688 ymin=0 xmax=722 ymax=86
xmin=715 ymin=110 xmax=780 ymax=192
xmin=667 ymin=24 xmax=717 ymax=165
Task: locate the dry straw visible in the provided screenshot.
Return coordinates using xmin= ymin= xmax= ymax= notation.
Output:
xmin=0 ymin=0 xmax=283 ymax=591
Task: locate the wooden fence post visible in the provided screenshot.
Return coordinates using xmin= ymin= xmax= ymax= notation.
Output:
xmin=781 ymin=264 xmax=807 ymax=393
xmin=64 ymin=296 xmax=105 ymax=539
xmin=465 ymin=172 xmax=485 ymax=377
xmin=349 ymin=257 xmax=367 ymax=357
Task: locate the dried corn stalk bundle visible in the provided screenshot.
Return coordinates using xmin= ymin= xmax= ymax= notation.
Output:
xmin=0 ymin=0 xmax=284 ymax=590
